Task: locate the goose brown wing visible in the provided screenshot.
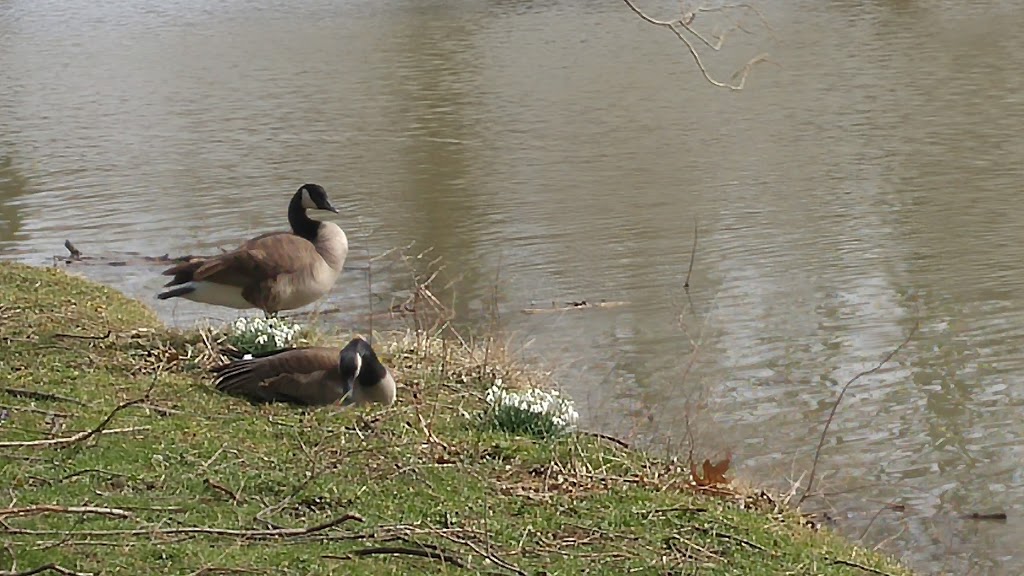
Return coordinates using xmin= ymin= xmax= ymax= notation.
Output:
xmin=192 ymin=234 xmax=322 ymax=287
xmin=211 ymin=347 xmax=342 ymax=406
xmin=161 ymin=233 xmax=321 ymax=288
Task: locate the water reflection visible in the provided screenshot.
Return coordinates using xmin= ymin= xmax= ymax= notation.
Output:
xmin=383 ymin=6 xmax=489 ymax=321
xmin=0 ymin=154 xmax=30 ymax=252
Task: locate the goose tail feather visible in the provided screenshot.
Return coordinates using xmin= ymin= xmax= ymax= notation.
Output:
xmin=156 ymin=285 xmax=195 ymax=300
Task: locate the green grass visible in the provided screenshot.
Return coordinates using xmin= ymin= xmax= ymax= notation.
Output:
xmin=0 ymin=261 xmax=912 ymax=575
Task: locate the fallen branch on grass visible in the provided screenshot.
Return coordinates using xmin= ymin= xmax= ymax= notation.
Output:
xmin=433 ymin=531 xmax=527 ymax=576
xmin=52 ymin=330 xmax=112 ymax=341
xmin=187 ymin=567 xmax=265 ymax=576
xmin=0 ymin=513 xmax=364 ymax=539
xmin=323 ymin=546 xmax=468 ymax=569
xmin=0 ymin=564 xmax=93 ymax=576
xmin=799 ymin=320 xmax=919 ymax=506
xmin=203 ymin=478 xmax=241 ymax=503
xmin=0 ymin=398 xmax=149 ymax=449
xmin=690 ymin=524 xmax=773 ymax=555
xmin=134 ymin=403 xmax=183 ymax=417
xmin=828 ymin=557 xmax=897 ymax=576
xmin=580 ymin=431 xmax=631 ymax=450
xmin=0 ymin=405 xmax=71 ymax=418
xmin=0 ymin=505 xmax=133 ymax=520
xmin=0 ymin=387 xmax=87 ymax=406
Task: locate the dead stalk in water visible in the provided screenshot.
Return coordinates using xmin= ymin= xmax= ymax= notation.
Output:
xmin=684 ymin=217 xmax=698 ymax=289
xmin=672 ymin=290 xmax=721 ymax=465
xmin=799 ymin=321 xmax=919 ymax=506
xmin=358 ymin=219 xmax=377 ymax=346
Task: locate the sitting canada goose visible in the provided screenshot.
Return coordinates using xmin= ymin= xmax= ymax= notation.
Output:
xmin=156 ymin=183 xmax=348 ymax=318
xmin=210 ymin=336 xmax=397 ymax=407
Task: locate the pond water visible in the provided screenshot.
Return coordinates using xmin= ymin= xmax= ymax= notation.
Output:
xmin=3 ymin=1 xmax=1024 ymax=573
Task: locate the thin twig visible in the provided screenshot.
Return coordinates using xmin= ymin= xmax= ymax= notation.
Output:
xmin=799 ymin=321 xmax=919 ymax=505
xmin=0 ymin=405 xmax=70 ymax=418
xmin=434 ymin=531 xmax=526 ymax=576
xmin=0 ymin=567 xmax=85 ymax=576
xmin=204 ymin=478 xmax=241 ymax=503
xmin=1 ymin=513 xmax=364 ymax=539
xmin=620 ymin=0 xmax=767 ymax=90
xmin=58 ymin=468 xmax=140 ymax=483
xmin=52 ymin=330 xmax=112 ymax=341
xmin=323 ymin=546 xmax=468 ymax=569
xmin=0 ymin=397 xmax=149 ymax=449
xmin=0 ymin=387 xmax=87 ymax=406
xmin=858 ymin=496 xmax=902 ymax=542
xmin=0 ymin=564 xmax=93 ymax=576
xmin=363 ymin=226 xmax=375 ymax=346
xmin=580 ymin=431 xmax=630 ymax=450
xmin=187 ymin=567 xmax=264 ymax=576
xmin=0 ymin=505 xmax=132 ymax=520
xmin=683 ymin=217 xmax=698 ymax=289
xmin=828 ymin=558 xmax=897 ymax=576
xmin=691 ymin=525 xmax=771 ymax=554
xmin=134 ymin=403 xmax=183 ymax=417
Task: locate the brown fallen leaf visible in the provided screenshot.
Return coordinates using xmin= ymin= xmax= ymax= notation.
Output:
xmin=691 ymin=453 xmax=731 ymax=487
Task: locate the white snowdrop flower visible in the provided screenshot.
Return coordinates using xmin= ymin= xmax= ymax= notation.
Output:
xmin=483 ymin=381 xmax=580 ymax=437
xmin=226 ymin=315 xmax=304 ymax=354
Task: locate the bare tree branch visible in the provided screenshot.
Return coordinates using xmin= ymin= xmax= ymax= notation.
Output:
xmin=621 ymin=0 xmax=769 ymax=90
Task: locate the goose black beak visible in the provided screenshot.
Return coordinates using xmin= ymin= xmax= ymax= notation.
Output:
xmin=339 ymin=376 xmax=358 ymax=406
xmin=325 ymin=203 xmax=339 ymax=214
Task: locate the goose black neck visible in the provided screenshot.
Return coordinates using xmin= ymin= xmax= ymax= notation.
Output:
xmin=288 ymin=192 xmax=321 ymax=242
xmin=357 ymin=344 xmax=388 ymax=385
xmin=340 ymin=339 xmax=387 ymax=384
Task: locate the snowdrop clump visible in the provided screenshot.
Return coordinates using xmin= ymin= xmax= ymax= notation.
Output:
xmin=226 ymin=316 xmax=303 ymax=354
xmin=484 ymin=378 xmax=580 ymax=438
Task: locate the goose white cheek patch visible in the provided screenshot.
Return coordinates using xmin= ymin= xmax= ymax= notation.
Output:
xmin=300 ymin=188 xmax=316 ymax=209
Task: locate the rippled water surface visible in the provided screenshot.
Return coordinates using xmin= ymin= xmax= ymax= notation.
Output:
xmin=3 ymin=1 xmax=1024 ymax=573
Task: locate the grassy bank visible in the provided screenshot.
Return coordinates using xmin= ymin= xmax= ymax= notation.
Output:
xmin=0 ymin=261 xmax=910 ymax=575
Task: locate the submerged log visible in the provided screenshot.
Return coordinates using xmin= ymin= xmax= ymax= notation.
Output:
xmin=521 ymin=299 xmax=629 ymax=314
xmin=56 ymin=239 xmax=201 ymax=267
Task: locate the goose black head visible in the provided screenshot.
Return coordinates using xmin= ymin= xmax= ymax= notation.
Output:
xmin=339 ymin=336 xmax=397 ymax=407
xmin=298 ymin=183 xmax=339 ymax=214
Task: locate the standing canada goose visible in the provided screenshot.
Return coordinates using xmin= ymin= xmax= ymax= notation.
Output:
xmin=210 ymin=336 xmax=397 ymax=407
xmin=156 ymin=184 xmax=348 ymax=318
